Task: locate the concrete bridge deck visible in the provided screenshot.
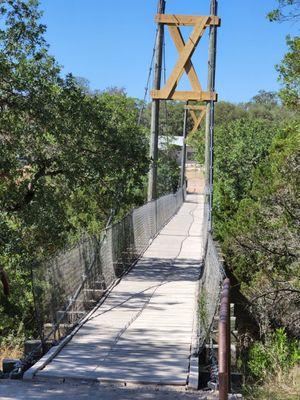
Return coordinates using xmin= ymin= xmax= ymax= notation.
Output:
xmin=28 ymin=194 xmax=204 ymax=386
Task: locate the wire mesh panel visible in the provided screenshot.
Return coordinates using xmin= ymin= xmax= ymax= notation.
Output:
xmin=202 ymin=202 xmax=209 ymax=254
xmin=33 ymin=188 xmax=185 ymax=342
xmin=99 ymin=228 xmax=115 ymax=287
xmin=111 ymin=215 xmax=135 ymax=277
xmin=38 ymin=236 xmax=98 ymax=327
xmin=132 ymin=201 xmax=155 ymax=257
xmin=198 ymin=186 xmax=225 ymax=349
xmin=199 ymin=235 xmax=224 ymax=343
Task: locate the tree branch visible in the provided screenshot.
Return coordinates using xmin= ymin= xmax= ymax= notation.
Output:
xmin=5 ymin=166 xmax=64 ymax=212
xmin=251 ymin=288 xmax=300 ymax=303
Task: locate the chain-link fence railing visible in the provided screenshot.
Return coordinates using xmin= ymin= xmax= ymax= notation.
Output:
xmin=198 ymin=187 xmax=226 ymax=349
xmin=199 ymin=234 xmax=225 ymax=347
xmin=33 ymin=187 xmax=185 ymax=344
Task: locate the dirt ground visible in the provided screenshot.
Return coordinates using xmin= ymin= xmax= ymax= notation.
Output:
xmin=186 ymin=165 xmax=204 ymax=194
xmin=0 ymin=379 xmax=221 ymax=400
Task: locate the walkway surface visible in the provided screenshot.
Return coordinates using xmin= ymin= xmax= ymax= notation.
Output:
xmin=29 ymin=194 xmax=204 ymax=386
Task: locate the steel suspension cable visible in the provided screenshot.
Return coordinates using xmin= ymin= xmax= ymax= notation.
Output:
xmin=162 ymin=33 xmax=168 ymax=133
xmin=138 ymin=0 xmax=167 ymax=126
xmin=138 ymin=27 xmax=158 ymax=125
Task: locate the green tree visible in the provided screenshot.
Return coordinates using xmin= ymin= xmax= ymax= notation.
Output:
xmin=0 ymin=0 xmax=149 ymax=337
xmin=251 ymin=90 xmax=279 ymax=106
xmin=222 ymin=123 xmax=300 ymax=335
xmin=139 ymin=100 xmax=186 ymax=194
xmin=215 ymin=101 xmax=248 ymax=125
xmin=267 ymin=1 xmax=300 ymax=111
xmin=267 ymin=0 xmax=300 ymax=22
xmin=276 ymin=36 xmax=300 ymax=110
xmin=157 ymin=145 xmax=180 ymax=196
xmin=212 ymin=118 xmax=277 ymax=238
xmin=186 ymin=97 xmax=289 ymax=167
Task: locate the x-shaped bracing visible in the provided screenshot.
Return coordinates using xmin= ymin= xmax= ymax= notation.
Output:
xmin=151 ymin=15 xmax=220 ymax=102
xmin=185 ymin=104 xmax=206 ymax=135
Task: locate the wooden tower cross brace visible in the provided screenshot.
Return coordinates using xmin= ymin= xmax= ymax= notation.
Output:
xmin=185 ymin=104 xmax=206 ymax=135
xmin=151 ymin=14 xmax=220 ymax=101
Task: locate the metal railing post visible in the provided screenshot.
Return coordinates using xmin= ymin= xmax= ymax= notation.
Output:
xmin=218 ymin=278 xmax=230 ymax=400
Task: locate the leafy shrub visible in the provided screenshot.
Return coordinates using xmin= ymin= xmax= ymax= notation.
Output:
xmin=248 ymin=328 xmax=300 ymax=382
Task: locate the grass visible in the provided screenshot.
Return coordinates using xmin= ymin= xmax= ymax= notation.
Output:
xmin=0 ymin=327 xmax=24 ymax=370
xmin=243 ymin=366 xmax=300 ymax=400
xmin=0 ymin=344 xmax=23 ymax=370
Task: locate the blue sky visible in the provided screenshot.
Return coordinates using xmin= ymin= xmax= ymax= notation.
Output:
xmin=39 ymin=0 xmax=298 ymax=103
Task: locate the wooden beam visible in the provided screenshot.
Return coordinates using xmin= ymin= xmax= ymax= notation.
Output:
xmin=189 ymin=110 xmax=198 ymax=125
xmin=190 ymin=109 xmax=206 ymax=134
xmin=183 ymin=104 xmax=207 ymax=135
xmin=151 ymin=90 xmax=217 ymax=101
xmin=155 ymin=17 xmax=208 ymax=99
xmin=155 ymin=14 xmax=221 ymax=27
xmin=150 ymin=13 xmax=219 ymax=103
xmin=185 ymin=105 xmax=207 ymax=111
xmin=168 ymin=26 xmax=202 ymax=92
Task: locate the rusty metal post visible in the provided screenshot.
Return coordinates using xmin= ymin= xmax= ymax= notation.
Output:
xmin=218 ymin=278 xmax=230 ymax=400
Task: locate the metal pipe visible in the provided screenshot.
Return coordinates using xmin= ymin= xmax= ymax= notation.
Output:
xmin=218 ymin=278 xmax=230 ymax=400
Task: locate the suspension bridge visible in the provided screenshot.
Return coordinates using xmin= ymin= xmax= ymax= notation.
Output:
xmin=3 ymin=1 xmax=236 ymax=399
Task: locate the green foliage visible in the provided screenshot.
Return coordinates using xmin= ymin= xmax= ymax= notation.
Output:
xmin=188 ymin=3 xmax=300 ymax=389
xmin=276 ymin=36 xmax=300 ymax=110
xmin=248 ymin=328 xmax=300 ymax=381
xmin=215 ymin=101 xmax=248 ymax=125
xmin=0 ymin=0 xmax=149 ymax=338
xmin=202 ymin=1 xmax=300 ymax=341
xmin=221 ymin=123 xmax=300 ymax=334
xmin=186 ymin=97 xmax=298 ymax=316
xmin=0 ymin=322 xmax=25 ymax=349
xmin=139 ymin=100 xmax=184 ymax=196
xmin=186 ymin=96 xmax=290 ymax=167
xmin=157 ymin=146 xmax=180 ymax=196
xmin=243 ymin=384 xmax=300 ymax=400
xmin=139 ymin=100 xmax=192 ymax=137
xmin=213 ymin=118 xmax=277 ymax=239
xmin=267 ymin=0 xmax=300 ymax=22
xmin=251 ymin=91 xmax=279 ymax=107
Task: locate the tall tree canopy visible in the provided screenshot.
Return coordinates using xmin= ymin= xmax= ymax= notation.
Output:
xmin=277 ymin=36 xmax=300 ymax=110
xmin=0 ymin=0 xmax=149 ymax=335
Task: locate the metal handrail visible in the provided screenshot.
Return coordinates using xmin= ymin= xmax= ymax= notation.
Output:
xmin=218 ymin=278 xmax=231 ymax=400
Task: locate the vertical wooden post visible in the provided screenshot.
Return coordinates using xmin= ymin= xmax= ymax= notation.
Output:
xmin=180 ymin=103 xmax=188 ymax=188
xmin=205 ymin=0 xmax=218 ymax=231
xmin=147 ymin=0 xmax=166 ymax=201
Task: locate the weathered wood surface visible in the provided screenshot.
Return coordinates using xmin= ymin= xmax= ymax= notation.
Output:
xmin=36 ymin=194 xmax=204 ymax=385
xmin=150 ymin=14 xmax=217 ymax=102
